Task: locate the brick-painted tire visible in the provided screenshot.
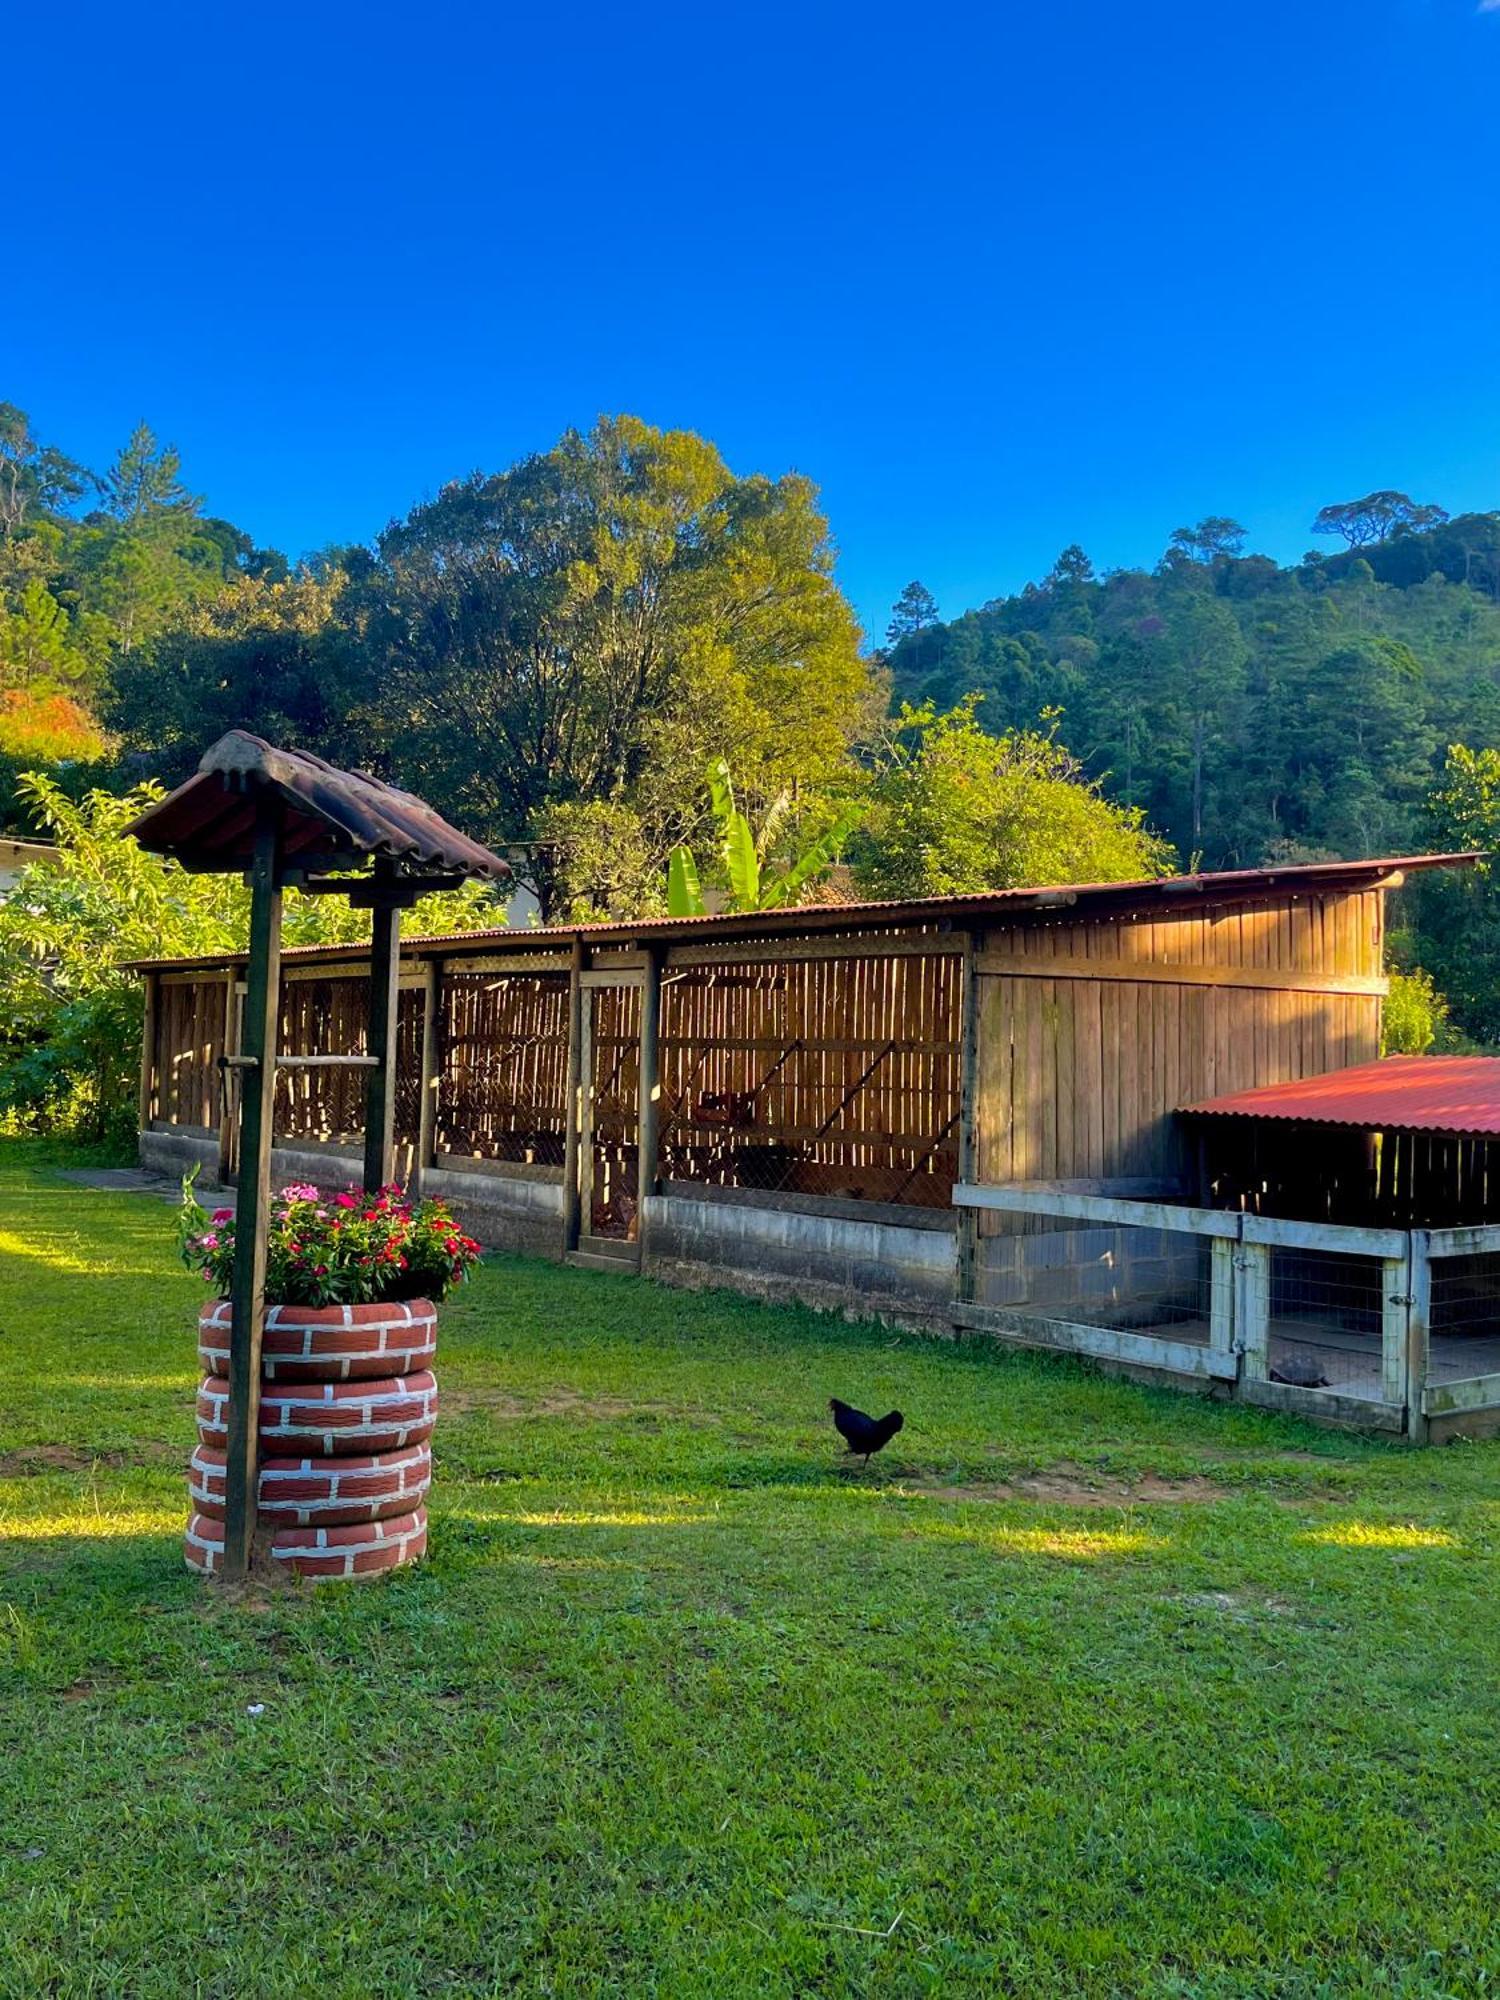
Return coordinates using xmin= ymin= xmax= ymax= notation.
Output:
xmin=271 ymin=1507 xmax=428 ymax=1580
xmin=183 ymin=1506 xmax=428 ymax=1580
xmin=189 ymin=1441 xmax=432 ymax=1527
xmin=197 ymin=1300 xmax=438 ymax=1383
xmin=195 ymin=1371 xmax=438 ymax=1456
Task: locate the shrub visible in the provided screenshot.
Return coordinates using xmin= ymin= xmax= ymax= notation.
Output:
xmin=178 ymin=1178 xmax=481 ymax=1306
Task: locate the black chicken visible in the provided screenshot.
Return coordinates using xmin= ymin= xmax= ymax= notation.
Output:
xmin=829 ymin=1397 xmax=904 ymax=1467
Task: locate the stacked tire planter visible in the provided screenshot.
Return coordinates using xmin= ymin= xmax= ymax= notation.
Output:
xmin=185 ymin=1297 xmax=438 ymax=1581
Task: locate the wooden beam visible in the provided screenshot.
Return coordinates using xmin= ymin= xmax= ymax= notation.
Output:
xmin=415 ymin=957 xmax=441 ymax=1199
xmin=224 ymin=795 xmax=283 ymax=1580
xmin=667 ymin=932 xmax=967 ymax=968
xmin=976 ymin=952 xmax=1388 ymax=997
xmin=1423 ymin=1370 xmax=1500 ymax=1418
xmin=951 ymin=1302 xmax=1239 ymax=1381
xmin=637 ymin=946 xmax=662 ymax=1212
xmin=216 ymin=970 xmax=238 ymax=1185
xmin=561 ymin=937 xmax=585 ymax=1252
xmin=1235 ymin=1240 xmax=1271 ymax=1383
xmin=955 ymin=934 xmax=981 ymax=1307
xmin=1407 ymin=1227 xmax=1432 ymax=1441
xmin=363 ymin=859 xmax=401 ymax=1193
xmin=953 ymin=1181 xmax=1242 ymax=1238
xmin=137 ymin=971 xmax=158 ymax=1139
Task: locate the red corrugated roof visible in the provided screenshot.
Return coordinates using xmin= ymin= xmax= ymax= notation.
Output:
xmin=1183 ymin=1056 xmax=1500 ymax=1138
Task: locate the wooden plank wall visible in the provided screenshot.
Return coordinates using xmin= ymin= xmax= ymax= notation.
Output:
xmin=973 ymin=891 xmax=1384 ymax=1197
xmin=153 ymin=976 xmax=228 ymax=1132
xmin=656 ymin=952 xmax=963 ymax=1207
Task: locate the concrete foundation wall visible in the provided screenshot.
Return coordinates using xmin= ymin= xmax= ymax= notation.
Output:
xmin=644 ymin=1192 xmax=956 ymax=1325
xmin=423 ymin=1165 xmax=564 ymax=1260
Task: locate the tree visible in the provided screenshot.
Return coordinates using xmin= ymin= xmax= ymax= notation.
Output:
xmin=72 ymin=424 xmax=219 ymax=656
xmin=1404 ymin=744 xmax=1500 ymax=1046
xmin=1046 ymin=545 xmax=1094 ymax=587
xmin=0 ymin=403 xmax=88 ymax=543
xmin=348 ymin=415 xmax=873 ymax=917
xmin=1166 ymin=516 xmax=1247 ymax=566
xmin=1158 ymin=592 xmax=1249 ymax=849
xmin=107 ymin=567 xmax=357 ymax=783
xmin=886 ymin=580 xmax=940 ymax=648
xmin=854 ymin=700 xmax=1173 ymax=901
xmin=0 ymin=580 xmax=96 ymax=693
xmin=1312 ymin=491 xmax=1449 ymax=549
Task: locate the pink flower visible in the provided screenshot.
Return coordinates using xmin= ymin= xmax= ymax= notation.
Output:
xmin=211 ymin=1208 xmax=233 ymax=1224
xmin=282 ymin=1183 xmax=321 ymax=1202
xmin=202 ymin=1232 xmax=220 ymax=1251
xmin=334 ymin=1193 xmax=359 ymax=1210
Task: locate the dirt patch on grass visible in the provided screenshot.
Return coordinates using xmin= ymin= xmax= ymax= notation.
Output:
xmin=443 ymin=1386 xmax=673 ymax=1422
xmin=0 ymin=1443 xmax=177 ymax=1476
xmin=907 ymin=1465 xmax=1235 ymax=1507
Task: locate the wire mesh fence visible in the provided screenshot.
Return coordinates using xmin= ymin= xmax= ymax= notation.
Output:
xmin=977 ymin=1218 xmax=1219 ymax=1344
xmin=1427 ymin=1249 xmax=1500 ymax=1390
xmin=437 ymin=970 xmax=570 ymax=1168
xmin=1262 ymin=1245 xmax=1386 ymax=1397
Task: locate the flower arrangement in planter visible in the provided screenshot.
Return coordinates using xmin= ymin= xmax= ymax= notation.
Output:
xmin=179 ymin=1179 xmax=481 ymax=1305
xmin=177 ymin=1178 xmax=480 ymax=1581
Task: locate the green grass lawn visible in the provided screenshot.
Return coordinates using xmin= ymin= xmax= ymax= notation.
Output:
xmin=3 ymin=1141 xmax=1500 ymax=1998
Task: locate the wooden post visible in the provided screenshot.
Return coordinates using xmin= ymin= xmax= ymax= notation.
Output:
xmin=414 ymin=957 xmax=441 ymax=1200
xmin=224 ymin=795 xmax=283 ymax=1579
xmin=637 ymin=946 xmax=661 ymax=1254
xmin=1210 ymin=1236 xmax=1236 ymax=1371
xmin=216 ymin=970 xmax=240 ymax=1186
xmin=1405 ymin=1228 xmax=1432 ymax=1444
xmin=1381 ymin=1249 xmax=1411 ymax=1410
xmin=363 ymin=860 xmax=401 ymax=1194
xmin=1235 ymin=1239 xmax=1271 ymax=1382
xmin=954 ymin=932 xmax=982 ymax=1309
xmin=561 ymin=936 xmax=585 ymax=1252
xmin=137 ymin=970 xmax=158 ymax=1144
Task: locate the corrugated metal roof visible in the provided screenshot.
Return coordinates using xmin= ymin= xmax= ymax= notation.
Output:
xmin=127 ymin=732 xmax=511 ymax=882
xmin=1183 ymin=1056 xmax=1500 ymax=1137
xmin=120 ymin=848 xmax=1479 ymax=974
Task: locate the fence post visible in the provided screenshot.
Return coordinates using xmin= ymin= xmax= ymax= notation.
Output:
xmin=561 ymin=937 xmax=585 ymax=1254
xmin=138 ymin=971 xmax=159 ymax=1150
xmin=637 ymin=945 xmax=661 ymax=1260
xmin=1406 ymin=1228 xmax=1432 ymax=1444
xmin=954 ymin=931 xmax=982 ymax=1311
xmin=1210 ymin=1235 xmax=1237 ymax=1373
xmin=1235 ymin=1238 xmax=1271 ymax=1383
xmin=414 ymin=957 xmax=441 ymax=1200
xmin=1381 ymin=1247 xmax=1411 ymax=1412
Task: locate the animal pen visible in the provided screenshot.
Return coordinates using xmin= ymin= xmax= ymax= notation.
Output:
xmin=133 ymin=849 xmax=1500 ymax=1441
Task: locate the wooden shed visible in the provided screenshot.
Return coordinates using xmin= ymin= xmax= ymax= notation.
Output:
xmin=133 ymin=850 xmax=1483 ymax=1435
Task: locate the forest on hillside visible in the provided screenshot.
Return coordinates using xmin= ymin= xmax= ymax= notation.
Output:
xmin=4 ymin=400 xmax=1500 ymax=1132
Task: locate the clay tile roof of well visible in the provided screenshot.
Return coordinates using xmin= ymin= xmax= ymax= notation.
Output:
xmin=127 ymin=732 xmax=511 ymax=882
xmin=1183 ymin=1055 xmax=1500 ymax=1139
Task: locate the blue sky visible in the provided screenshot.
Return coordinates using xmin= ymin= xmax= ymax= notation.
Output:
xmin=7 ymin=0 xmax=1500 ymax=639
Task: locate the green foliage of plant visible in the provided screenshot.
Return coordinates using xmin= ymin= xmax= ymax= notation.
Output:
xmin=178 ymin=1174 xmax=481 ymax=1305
xmin=0 ymin=774 xmax=505 ymax=1147
xmin=1382 ymin=968 xmax=1452 ymax=1056
xmin=6 ymin=1142 xmax=1500 ymax=1994
xmin=667 ymin=756 xmax=865 ymax=916
xmin=855 ymin=699 xmax=1174 ymax=900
